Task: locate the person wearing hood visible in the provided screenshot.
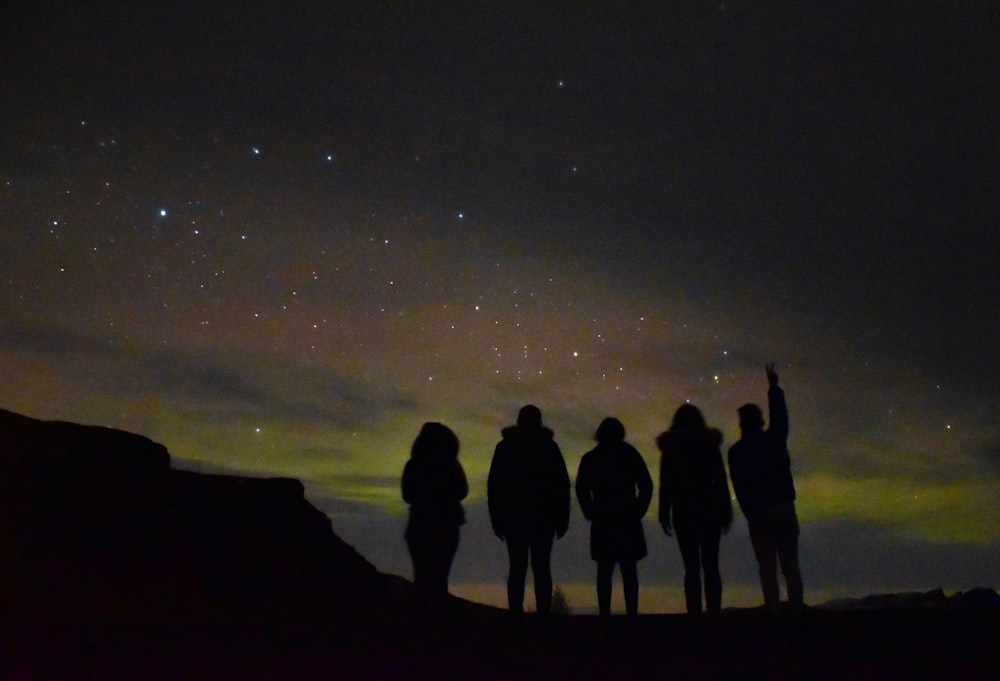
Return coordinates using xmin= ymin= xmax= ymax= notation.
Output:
xmin=576 ymin=417 xmax=653 ymax=618
xmin=487 ymin=405 xmax=570 ymax=618
xmin=657 ymin=404 xmax=733 ymax=615
xmin=402 ymin=422 xmax=468 ymax=598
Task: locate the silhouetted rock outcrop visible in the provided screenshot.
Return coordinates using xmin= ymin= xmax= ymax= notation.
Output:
xmin=0 ymin=408 xmax=379 ymax=632
xmin=2 ymin=408 xmax=997 ymax=681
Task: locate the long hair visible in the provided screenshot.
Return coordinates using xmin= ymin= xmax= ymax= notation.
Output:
xmin=411 ymin=422 xmax=459 ymax=461
xmin=669 ymin=404 xmax=706 ymax=432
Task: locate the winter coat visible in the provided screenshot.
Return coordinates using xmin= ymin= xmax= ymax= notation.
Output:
xmin=402 ymin=452 xmax=468 ymax=539
xmin=487 ymin=425 xmax=570 ymax=539
xmin=576 ymin=441 xmax=653 ymax=562
xmin=658 ymin=428 xmax=733 ymax=533
xmin=728 ymin=386 xmax=796 ymax=520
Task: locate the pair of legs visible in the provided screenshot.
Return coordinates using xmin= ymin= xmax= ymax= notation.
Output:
xmin=505 ymin=527 xmax=555 ymax=616
xmin=406 ymin=523 xmax=460 ymax=597
xmin=675 ymin=524 xmax=722 ymax=614
xmin=749 ymin=502 xmax=803 ymax=608
xmin=596 ymin=560 xmax=638 ymax=617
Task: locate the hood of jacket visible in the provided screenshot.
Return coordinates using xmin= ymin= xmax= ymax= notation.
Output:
xmin=501 ymin=425 xmax=555 ymax=440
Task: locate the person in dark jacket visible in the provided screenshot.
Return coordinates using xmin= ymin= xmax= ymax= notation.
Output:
xmin=728 ymin=363 xmax=803 ymax=611
xmin=576 ymin=417 xmax=653 ymax=618
xmin=487 ymin=405 xmax=570 ymax=618
xmin=657 ymin=404 xmax=733 ymax=615
xmin=402 ymin=422 xmax=468 ymax=597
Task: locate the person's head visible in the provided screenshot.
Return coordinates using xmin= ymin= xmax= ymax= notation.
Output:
xmin=517 ymin=404 xmax=543 ymax=429
xmin=595 ymin=417 xmax=626 ymax=443
xmin=737 ymin=403 xmax=765 ymax=433
xmin=412 ymin=422 xmax=459 ymax=460
xmin=670 ymin=403 xmax=706 ymax=431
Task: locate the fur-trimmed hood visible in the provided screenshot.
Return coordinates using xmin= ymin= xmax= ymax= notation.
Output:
xmin=501 ymin=425 xmax=555 ymax=440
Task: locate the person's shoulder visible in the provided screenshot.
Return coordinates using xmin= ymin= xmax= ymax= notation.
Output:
xmin=620 ymin=441 xmax=642 ymax=457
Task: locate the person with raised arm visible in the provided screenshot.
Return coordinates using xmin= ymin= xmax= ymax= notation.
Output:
xmin=728 ymin=363 xmax=804 ymax=611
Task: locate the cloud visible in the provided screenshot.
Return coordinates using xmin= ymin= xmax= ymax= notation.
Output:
xmin=0 ymin=320 xmax=421 ymax=431
xmin=970 ymin=434 xmax=1000 ymax=477
xmin=801 ymin=517 xmax=1000 ymax=595
xmin=797 ymin=472 xmax=1000 ymax=544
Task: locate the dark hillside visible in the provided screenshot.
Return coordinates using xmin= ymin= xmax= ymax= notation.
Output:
xmin=0 ymin=408 xmax=996 ymax=680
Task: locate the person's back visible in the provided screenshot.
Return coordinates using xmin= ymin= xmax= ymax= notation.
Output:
xmin=727 ymin=364 xmax=803 ymax=610
xmin=727 ymin=384 xmax=795 ymax=521
xmin=658 ymin=428 xmax=729 ymax=531
xmin=402 ymin=447 xmax=467 ymax=528
xmin=488 ymin=422 xmax=569 ymax=536
xmin=401 ymin=422 xmax=468 ymax=597
xmin=575 ymin=417 xmax=652 ymax=617
xmin=487 ymin=405 xmax=570 ymax=617
xmin=657 ymin=404 xmax=731 ymax=614
xmin=576 ymin=440 xmax=651 ymax=525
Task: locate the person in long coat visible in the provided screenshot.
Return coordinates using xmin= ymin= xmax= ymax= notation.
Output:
xmin=657 ymin=404 xmax=733 ymax=615
xmin=402 ymin=422 xmax=468 ymax=597
xmin=576 ymin=417 xmax=653 ymax=618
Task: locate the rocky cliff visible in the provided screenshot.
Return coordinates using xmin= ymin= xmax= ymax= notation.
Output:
xmin=0 ymin=408 xmax=380 ymax=631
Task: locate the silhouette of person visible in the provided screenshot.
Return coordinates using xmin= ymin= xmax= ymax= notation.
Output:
xmin=487 ymin=405 xmax=570 ymax=618
xmin=401 ymin=422 xmax=468 ymax=597
xmin=576 ymin=417 xmax=653 ymax=618
xmin=728 ymin=363 xmax=804 ymax=611
xmin=657 ymin=405 xmax=733 ymax=615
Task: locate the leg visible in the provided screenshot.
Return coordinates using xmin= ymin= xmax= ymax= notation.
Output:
xmin=530 ymin=530 xmax=555 ymax=616
xmin=407 ymin=535 xmax=428 ymax=591
xmin=596 ymin=560 xmax=614 ymax=618
xmin=750 ymin=528 xmax=780 ymax=608
xmin=776 ymin=529 xmax=803 ymax=606
xmin=620 ymin=560 xmax=639 ymax=617
xmin=675 ymin=528 xmax=703 ymax=614
xmin=429 ymin=525 xmax=460 ymax=596
xmin=506 ymin=534 xmax=529 ymax=614
xmin=701 ymin=526 xmax=722 ymax=614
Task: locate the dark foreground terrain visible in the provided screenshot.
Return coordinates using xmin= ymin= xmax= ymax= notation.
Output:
xmin=6 ymin=598 xmax=1000 ymax=680
xmin=1 ymin=408 xmax=996 ymax=680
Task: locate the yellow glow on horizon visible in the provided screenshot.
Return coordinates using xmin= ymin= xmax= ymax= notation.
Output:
xmin=797 ymin=473 xmax=999 ymax=544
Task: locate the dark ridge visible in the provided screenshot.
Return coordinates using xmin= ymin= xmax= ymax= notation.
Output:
xmin=1 ymin=408 xmax=996 ymax=680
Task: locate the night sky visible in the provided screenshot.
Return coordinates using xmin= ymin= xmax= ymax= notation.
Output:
xmin=3 ymin=1 xmax=998 ymax=612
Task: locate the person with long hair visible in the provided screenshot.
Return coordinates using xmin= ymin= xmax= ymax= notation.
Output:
xmin=657 ymin=404 xmax=733 ymax=615
xmin=402 ymin=422 xmax=468 ymax=597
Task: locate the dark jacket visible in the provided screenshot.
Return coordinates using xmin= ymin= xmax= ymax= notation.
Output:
xmin=402 ymin=452 xmax=468 ymax=536
xmin=728 ymin=386 xmax=796 ymax=520
xmin=657 ymin=428 xmax=732 ymax=532
xmin=487 ymin=425 xmax=570 ymax=538
xmin=576 ymin=441 xmax=653 ymax=562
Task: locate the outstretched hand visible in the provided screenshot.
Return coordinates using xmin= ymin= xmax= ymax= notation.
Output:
xmin=766 ymin=362 xmax=779 ymax=387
